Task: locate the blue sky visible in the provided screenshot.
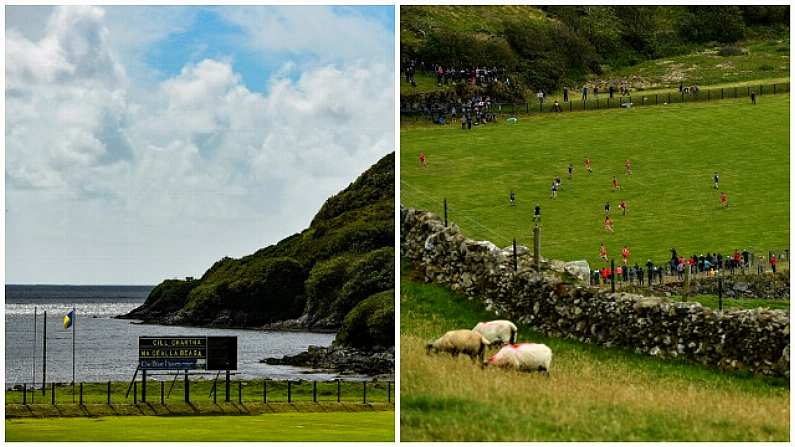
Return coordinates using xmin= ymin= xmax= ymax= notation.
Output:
xmin=5 ymin=6 xmax=395 ymax=284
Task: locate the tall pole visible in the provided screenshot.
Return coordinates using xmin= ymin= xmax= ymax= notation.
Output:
xmin=42 ymin=311 xmax=47 ymax=395
xmin=443 ymin=198 xmax=448 ymax=227
xmin=33 ymin=307 xmax=37 ymax=390
xmin=72 ymin=307 xmax=76 ymax=401
xmin=533 ymin=224 xmax=541 ymax=271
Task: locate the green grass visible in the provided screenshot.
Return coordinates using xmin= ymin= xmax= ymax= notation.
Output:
xmin=605 ymin=39 xmax=790 ymax=89
xmin=5 ymin=411 xmax=395 ymax=442
xmin=399 ymin=264 xmax=789 ymax=441
xmin=5 ymin=379 xmax=392 ymax=406
xmin=400 ymin=94 xmax=789 ymax=269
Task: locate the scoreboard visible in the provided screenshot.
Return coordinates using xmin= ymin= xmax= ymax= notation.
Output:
xmin=138 ymin=336 xmax=237 ymax=370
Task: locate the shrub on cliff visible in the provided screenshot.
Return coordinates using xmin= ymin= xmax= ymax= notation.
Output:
xmin=304 ymin=247 xmax=395 ymax=328
xmin=183 ymin=256 xmax=307 ymax=325
xmin=334 ymin=289 xmax=395 ymax=350
xmin=130 ymin=278 xmax=198 ymax=318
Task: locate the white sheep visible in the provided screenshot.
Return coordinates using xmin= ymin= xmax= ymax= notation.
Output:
xmin=472 ymin=320 xmax=518 ymax=346
xmin=426 ymin=329 xmax=491 ymax=362
xmin=484 ymin=343 xmax=552 ymax=375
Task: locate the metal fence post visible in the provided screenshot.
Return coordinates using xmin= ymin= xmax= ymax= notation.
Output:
xmin=443 ymin=198 xmax=448 ymax=227
xmin=363 ymin=381 xmax=367 ymax=404
xmin=161 ymin=381 xmax=164 ymax=405
xmin=263 ymin=380 xmax=267 ymax=403
xmin=287 ymin=381 xmax=292 ymax=403
xmin=513 ymin=238 xmax=518 ymax=271
xmin=668 ymin=93 xmax=671 ymax=103
xmin=387 ymin=382 xmax=391 ymax=403
xmin=134 ymin=381 xmax=137 ymax=404
xmin=337 ymin=379 xmax=341 ymax=402
xmin=52 ymin=383 xmax=55 ymax=405
xmin=721 ymin=88 xmax=724 ymax=99
xmin=23 ymin=384 xmax=26 ymax=405
xmin=656 ymin=94 xmax=658 ymax=105
xmin=142 ymin=369 xmax=146 ymax=403
xmin=735 ymin=87 xmax=737 ymax=97
xmin=569 ymin=101 xmax=572 ymax=112
xmin=313 ymin=381 xmax=317 ymax=403
xmin=79 ymin=383 xmax=83 ymax=405
xmin=238 ymin=381 xmax=242 ymax=404
xmin=708 ymin=90 xmax=710 ymax=101
xmin=773 ymin=84 xmax=776 ymax=94
xmin=108 ymin=381 xmax=111 ymax=405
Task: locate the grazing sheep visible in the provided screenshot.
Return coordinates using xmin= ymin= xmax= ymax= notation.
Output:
xmin=426 ymin=329 xmax=491 ymax=362
xmin=472 ymin=320 xmax=517 ymax=346
xmin=484 ymin=343 xmax=552 ymax=375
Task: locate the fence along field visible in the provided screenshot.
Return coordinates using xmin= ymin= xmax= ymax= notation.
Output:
xmin=400 ymin=94 xmax=789 ymax=272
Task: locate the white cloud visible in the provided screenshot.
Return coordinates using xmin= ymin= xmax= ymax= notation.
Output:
xmin=216 ymin=6 xmax=393 ymax=66
xmin=5 ymin=6 xmax=394 ymax=284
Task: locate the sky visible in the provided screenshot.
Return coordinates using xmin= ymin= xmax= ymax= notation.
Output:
xmin=5 ymin=5 xmax=395 ymax=285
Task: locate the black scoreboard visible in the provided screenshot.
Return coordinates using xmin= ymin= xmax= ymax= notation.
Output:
xmin=138 ymin=336 xmax=237 ymax=370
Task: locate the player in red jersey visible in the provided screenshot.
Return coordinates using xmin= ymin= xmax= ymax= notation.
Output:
xmin=419 ymin=151 xmax=427 ymax=168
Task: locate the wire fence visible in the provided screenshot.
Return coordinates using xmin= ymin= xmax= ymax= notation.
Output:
xmin=6 ymin=378 xmax=393 ymax=406
xmin=401 ymin=81 xmax=790 ymax=122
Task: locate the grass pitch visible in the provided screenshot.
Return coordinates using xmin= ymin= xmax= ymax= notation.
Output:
xmin=399 ymin=266 xmax=789 ymax=442
xmin=5 ymin=411 xmax=395 ymax=442
xmin=400 ymin=94 xmax=789 ymax=269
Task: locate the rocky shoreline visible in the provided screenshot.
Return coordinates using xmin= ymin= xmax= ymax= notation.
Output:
xmin=261 ymin=345 xmax=395 ymax=377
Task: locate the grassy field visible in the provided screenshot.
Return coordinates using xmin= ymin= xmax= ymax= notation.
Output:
xmin=400 ymin=94 xmax=789 ymax=269
xmin=399 ymin=267 xmax=789 ymax=441
xmin=669 ymin=294 xmax=790 ymax=311
xmin=5 ymin=378 xmax=392 ymax=406
xmin=6 ymin=411 xmax=395 ymax=442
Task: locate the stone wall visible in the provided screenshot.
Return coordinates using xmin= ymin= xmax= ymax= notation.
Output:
xmin=647 ymin=274 xmax=789 ymax=299
xmin=401 ymin=206 xmax=790 ymax=377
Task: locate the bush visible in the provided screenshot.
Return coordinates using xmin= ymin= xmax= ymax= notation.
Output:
xmin=719 ymin=46 xmax=745 ymax=56
xmin=334 ymin=289 xmax=395 ymax=350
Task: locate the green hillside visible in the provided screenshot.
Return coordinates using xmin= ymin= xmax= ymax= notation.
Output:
xmin=401 ymin=5 xmax=789 ymax=97
xmin=400 ymin=95 xmax=789 ymax=268
xmin=126 ymin=153 xmax=394 ymax=348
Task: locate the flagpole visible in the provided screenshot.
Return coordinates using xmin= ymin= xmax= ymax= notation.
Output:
xmin=42 ymin=311 xmax=47 ymax=395
xmin=33 ymin=307 xmax=37 ymax=389
xmin=72 ymin=306 xmax=76 ymax=402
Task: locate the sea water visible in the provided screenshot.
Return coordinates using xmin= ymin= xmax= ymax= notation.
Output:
xmin=5 ymin=285 xmax=345 ymax=386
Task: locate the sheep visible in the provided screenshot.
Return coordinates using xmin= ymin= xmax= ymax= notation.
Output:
xmin=484 ymin=343 xmax=552 ymax=375
xmin=426 ymin=329 xmax=491 ymax=363
xmin=472 ymin=320 xmax=517 ymax=347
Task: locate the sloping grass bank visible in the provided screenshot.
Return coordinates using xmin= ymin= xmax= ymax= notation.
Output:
xmin=399 ymin=265 xmax=789 ymax=441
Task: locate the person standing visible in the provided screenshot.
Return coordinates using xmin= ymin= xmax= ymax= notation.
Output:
xmin=599 ymin=242 xmax=608 ymax=261
xmin=609 ymin=84 xmax=615 ymax=99
xmin=550 ymin=180 xmax=558 ymax=199
xmin=713 ymin=172 xmax=720 ymax=190
xmin=720 ymin=191 xmax=729 ymax=208
xmin=585 ymin=157 xmax=592 ymax=175
xmin=510 ymin=190 xmax=516 ymax=207
xmin=619 ymin=199 xmax=628 ymax=216
xmin=604 ymin=201 xmax=611 ymax=217
xmin=568 ymin=163 xmax=574 ymax=179
xmin=612 ymin=176 xmax=621 ymax=191
xmin=582 ymin=85 xmax=589 ymax=101
xmin=563 ymin=86 xmax=569 ymax=102
xmin=751 ymin=91 xmax=757 ymax=105
xmin=622 ymin=245 xmax=630 ymax=265
xmin=771 ymin=254 xmax=778 ymax=273
xmin=419 ymin=151 xmax=427 ymax=168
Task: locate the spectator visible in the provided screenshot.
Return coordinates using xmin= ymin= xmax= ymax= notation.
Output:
xmin=582 ymin=85 xmax=589 ymax=101
xmin=622 ymin=245 xmax=630 ymax=265
xmin=771 ymin=254 xmax=778 ymax=273
xmin=537 ymin=90 xmax=545 ymax=104
xmin=552 ymin=100 xmax=562 ymax=112
xmin=563 ymin=86 xmax=569 ymax=102
xmin=600 ymin=242 xmax=608 ymax=261
xmin=751 ymin=91 xmax=757 ymax=105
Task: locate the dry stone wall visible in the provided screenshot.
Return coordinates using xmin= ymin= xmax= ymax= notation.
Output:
xmin=401 ymin=206 xmax=790 ymax=377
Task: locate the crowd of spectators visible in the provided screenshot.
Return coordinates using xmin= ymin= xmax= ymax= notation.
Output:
xmin=403 ymin=60 xmax=511 ymax=88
